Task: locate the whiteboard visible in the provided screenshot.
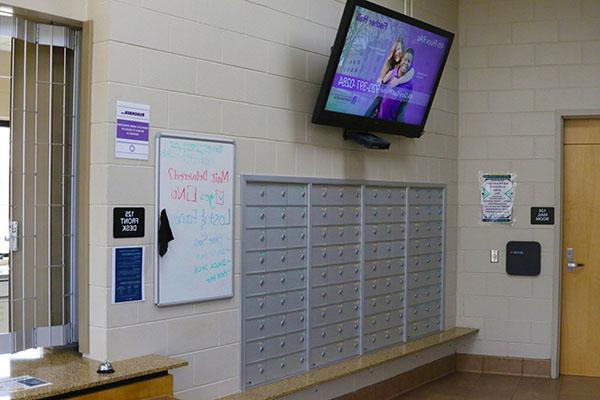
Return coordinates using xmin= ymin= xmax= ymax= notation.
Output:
xmin=155 ymin=134 xmax=235 ymax=306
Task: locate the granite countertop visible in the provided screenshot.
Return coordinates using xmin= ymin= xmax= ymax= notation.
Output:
xmin=219 ymin=327 xmax=478 ymax=400
xmin=0 ymin=348 xmax=186 ymax=399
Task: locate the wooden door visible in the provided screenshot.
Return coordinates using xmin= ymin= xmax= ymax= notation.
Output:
xmin=561 ymin=118 xmax=600 ymax=376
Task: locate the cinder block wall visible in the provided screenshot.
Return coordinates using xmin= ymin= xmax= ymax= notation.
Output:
xmin=85 ymin=0 xmax=458 ymax=399
xmin=457 ymin=0 xmax=600 ymax=360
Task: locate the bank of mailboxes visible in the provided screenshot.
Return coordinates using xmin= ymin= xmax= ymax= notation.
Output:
xmin=309 ymin=184 xmax=362 ymax=369
xmin=242 ymin=180 xmax=445 ymax=389
xmin=362 ymin=188 xmax=407 ymax=353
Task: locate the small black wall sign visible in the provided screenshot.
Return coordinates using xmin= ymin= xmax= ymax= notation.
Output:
xmin=113 ymin=207 xmax=145 ymax=238
xmin=531 ymin=207 xmax=554 ymax=225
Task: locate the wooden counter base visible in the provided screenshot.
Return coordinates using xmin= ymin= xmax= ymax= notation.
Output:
xmin=68 ymin=374 xmax=172 ymax=400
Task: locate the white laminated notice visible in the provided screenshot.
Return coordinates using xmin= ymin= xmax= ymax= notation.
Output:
xmin=480 ymin=173 xmax=514 ymax=223
xmin=115 ymin=101 xmax=150 ymax=160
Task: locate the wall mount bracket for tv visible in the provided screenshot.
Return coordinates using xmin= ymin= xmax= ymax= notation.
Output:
xmin=343 ymin=129 xmax=391 ymax=150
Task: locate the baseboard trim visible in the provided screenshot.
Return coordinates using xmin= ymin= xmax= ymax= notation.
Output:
xmin=457 ymin=354 xmax=551 ymax=378
xmin=333 ymin=354 xmax=456 ymax=400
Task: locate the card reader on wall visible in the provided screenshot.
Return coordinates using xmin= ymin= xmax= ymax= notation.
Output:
xmin=506 ymin=241 xmax=541 ymax=276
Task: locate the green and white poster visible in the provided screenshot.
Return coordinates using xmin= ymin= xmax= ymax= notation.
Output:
xmin=480 ymin=173 xmax=514 ymax=223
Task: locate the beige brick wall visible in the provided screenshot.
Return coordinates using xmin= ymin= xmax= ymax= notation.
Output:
xmin=457 ymin=0 xmax=600 ymax=360
xmin=84 ymin=0 xmax=458 ymax=398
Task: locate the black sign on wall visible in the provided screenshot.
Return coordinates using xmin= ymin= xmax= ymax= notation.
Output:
xmin=531 ymin=207 xmax=555 ymax=225
xmin=113 ymin=207 xmax=145 ymax=238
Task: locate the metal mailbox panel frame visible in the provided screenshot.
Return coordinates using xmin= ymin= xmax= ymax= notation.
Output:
xmin=241 ymin=176 xmax=446 ymax=390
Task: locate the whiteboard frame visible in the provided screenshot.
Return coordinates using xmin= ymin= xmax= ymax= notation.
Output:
xmin=154 ymin=132 xmax=235 ymax=307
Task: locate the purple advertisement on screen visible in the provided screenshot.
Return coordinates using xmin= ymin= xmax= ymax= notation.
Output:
xmin=325 ymin=6 xmax=450 ymax=126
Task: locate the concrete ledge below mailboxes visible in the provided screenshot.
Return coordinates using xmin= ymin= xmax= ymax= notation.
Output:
xmin=219 ymin=327 xmax=478 ymax=400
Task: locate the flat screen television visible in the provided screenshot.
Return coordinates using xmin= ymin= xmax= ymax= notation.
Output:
xmin=312 ymin=0 xmax=454 ymax=139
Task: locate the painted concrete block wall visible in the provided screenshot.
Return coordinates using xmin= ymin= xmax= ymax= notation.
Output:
xmin=457 ymin=0 xmax=600 ymax=359
xmin=60 ymin=0 xmax=454 ymax=399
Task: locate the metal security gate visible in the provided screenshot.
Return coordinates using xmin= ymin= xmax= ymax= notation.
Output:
xmin=1 ymin=15 xmax=80 ymax=353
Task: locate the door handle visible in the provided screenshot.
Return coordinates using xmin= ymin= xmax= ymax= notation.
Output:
xmin=566 ymin=247 xmax=584 ymax=272
xmin=6 ymin=221 xmax=18 ymax=252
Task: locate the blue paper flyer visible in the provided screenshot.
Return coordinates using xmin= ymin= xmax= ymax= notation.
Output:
xmin=112 ymin=246 xmax=145 ymax=304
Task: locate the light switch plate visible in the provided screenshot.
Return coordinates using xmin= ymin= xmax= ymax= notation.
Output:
xmin=490 ymin=249 xmax=499 ymax=263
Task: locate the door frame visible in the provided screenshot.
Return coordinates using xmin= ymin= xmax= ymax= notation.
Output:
xmin=552 ymin=109 xmax=600 ymax=379
xmin=1 ymin=15 xmax=82 ymax=353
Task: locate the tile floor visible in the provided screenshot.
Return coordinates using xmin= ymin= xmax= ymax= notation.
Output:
xmin=394 ymin=372 xmax=600 ymax=399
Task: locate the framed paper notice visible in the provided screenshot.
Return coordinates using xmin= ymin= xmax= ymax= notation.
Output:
xmin=480 ymin=173 xmax=514 ymax=223
xmin=112 ymin=246 xmax=145 ymax=304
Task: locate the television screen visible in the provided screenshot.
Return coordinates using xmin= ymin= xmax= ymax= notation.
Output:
xmin=312 ymin=0 xmax=454 ymax=138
